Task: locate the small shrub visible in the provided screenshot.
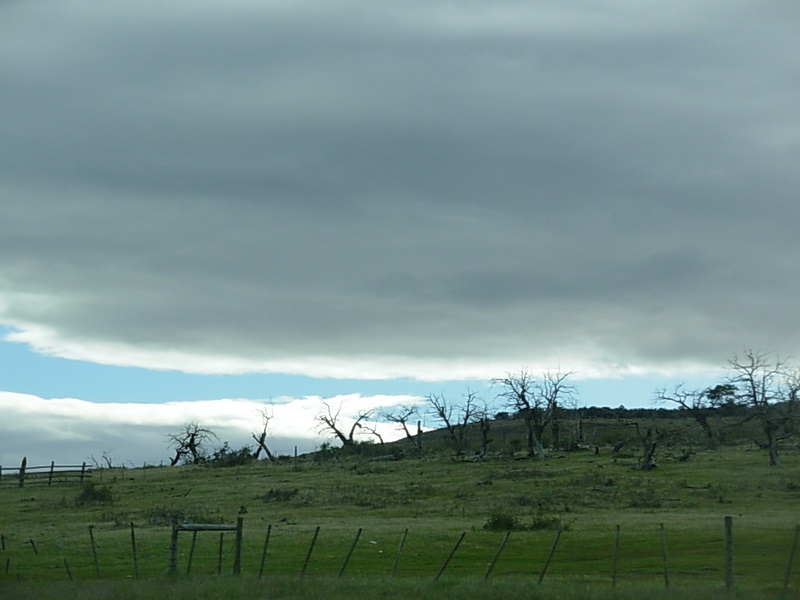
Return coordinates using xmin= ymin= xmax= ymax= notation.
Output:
xmin=408 ymin=482 xmax=437 ymax=498
xmin=143 ymin=505 xmax=225 ymax=526
xmin=513 ymin=494 xmax=537 ymax=507
xmin=484 ymin=509 xmax=571 ymax=531
xmin=529 ymin=512 xmax=569 ymax=531
xmin=259 ymin=488 xmax=300 ymax=502
xmin=209 ymin=442 xmax=254 ymax=467
xmin=335 ymin=483 xmax=406 ymax=508
xmin=507 ymin=438 xmax=524 ymax=455
xmin=484 ymin=511 xmax=519 ymax=531
xmin=75 ymin=482 xmax=113 ymax=506
xmin=628 ymin=485 xmax=662 ymax=509
xmin=569 ymin=470 xmax=608 ymax=488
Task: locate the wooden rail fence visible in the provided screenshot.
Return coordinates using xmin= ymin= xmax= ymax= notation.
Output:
xmin=0 ymin=457 xmax=92 ymax=488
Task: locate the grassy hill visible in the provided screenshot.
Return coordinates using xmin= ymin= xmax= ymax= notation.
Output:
xmin=1 ymin=415 xmax=799 ymax=599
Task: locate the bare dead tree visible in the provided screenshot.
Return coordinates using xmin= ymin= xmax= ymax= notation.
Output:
xmin=494 ymin=368 xmax=541 ymax=458
xmin=606 ymin=406 xmax=666 ymax=470
xmin=727 ymin=350 xmax=798 ymax=466
xmin=316 ymin=400 xmax=374 ymax=447
xmin=426 ymin=393 xmax=454 ymax=440
xmin=656 ymin=383 xmax=732 ymax=442
xmin=538 ymin=369 xmax=577 ymax=452
xmin=631 ymin=421 xmax=665 ymax=471
xmin=166 ymin=422 xmax=218 ymax=466
xmin=426 ymin=390 xmax=480 ymax=453
xmin=457 ymin=390 xmax=481 ymax=449
xmin=251 ymin=404 xmax=276 ymax=461
xmin=360 ymin=422 xmax=385 ymax=447
xmin=494 ymin=368 xmax=576 ymax=458
xmin=88 ymin=450 xmax=114 ymax=470
xmin=476 ymin=402 xmax=494 ymax=458
xmin=382 ymin=405 xmax=422 ymax=452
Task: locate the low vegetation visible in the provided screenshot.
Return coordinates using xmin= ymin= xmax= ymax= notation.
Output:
xmin=2 ymin=413 xmax=800 ymax=599
xmin=5 ymin=352 xmax=800 ymax=598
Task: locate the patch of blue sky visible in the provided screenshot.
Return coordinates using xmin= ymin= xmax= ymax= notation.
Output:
xmin=0 ymin=333 xmax=468 ymax=404
xmin=1 ymin=331 xmax=721 ymax=411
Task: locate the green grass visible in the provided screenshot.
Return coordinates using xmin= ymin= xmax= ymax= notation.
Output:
xmin=0 ymin=577 xmax=789 ymax=600
xmin=1 ymin=440 xmax=799 ymax=598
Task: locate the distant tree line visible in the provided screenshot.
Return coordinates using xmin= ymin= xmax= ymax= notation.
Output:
xmin=164 ymin=350 xmax=800 ymax=470
xmin=407 ymin=351 xmax=800 ymax=469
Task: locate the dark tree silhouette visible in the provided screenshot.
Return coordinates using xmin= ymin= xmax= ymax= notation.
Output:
xmin=727 ymin=350 xmax=800 ymax=466
xmin=494 ymin=368 xmax=576 ymax=458
xmin=167 ymin=422 xmax=218 ymax=465
xmin=656 ymin=383 xmax=736 ymax=442
xmin=426 ymin=390 xmax=481 ymax=453
xmin=382 ymin=405 xmax=423 ymax=452
xmin=251 ymin=405 xmax=276 ymax=461
xmin=316 ymin=400 xmax=374 ymax=447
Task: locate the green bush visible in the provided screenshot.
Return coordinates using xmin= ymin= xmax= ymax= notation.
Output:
xmin=259 ymin=487 xmax=300 ymax=502
xmin=484 ymin=510 xmax=519 ymax=531
xmin=143 ymin=505 xmax=225 ymax=526
xmin=209 ymin=442 xmax=254 ymax=467
xmin=627 ymin=485 xmax=662 ymax=508
xmin=485 ymin=508 xmax=571 ymax=532
xmin=529 ymin=511 xmax=570 ymax=531
xmin=75 ymin=481 xmax=113 ymax=506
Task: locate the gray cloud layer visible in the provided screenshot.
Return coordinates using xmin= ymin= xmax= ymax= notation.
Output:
xmin=2 ymin=1 xmax=799 ymax=379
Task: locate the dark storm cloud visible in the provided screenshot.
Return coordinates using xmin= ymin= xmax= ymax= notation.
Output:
xmin=1 ymin=1 xmax=799 ymax=378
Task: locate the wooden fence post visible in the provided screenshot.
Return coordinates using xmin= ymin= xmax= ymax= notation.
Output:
xmin=217 ymin=533 xmax=224 ymax=575
xmin=484 ymin=531 xmax=511 ymax=580
xmin=782 ymin=525 xmax=799 ymax=600
xmin=168 ymin=519 xmax=179 ymax=575
xmin=233 ymin=516 xmax=244 ymax=576
xmin=186 ymin=531 xmax=198 ymax=574
xmin=89 ymin=525 xmax=100 ymax=576
xmin=339 ymin=528 xmax=362 ymax=578
xmin=258 ymin=524 xmax=272 ymax=579
xmin=169 ymin=521 xmax=241 ymax=577
xmin=612 ymin=524 xmax=620 ymax=586
xmin=301 ymin=526 xmax=320 ymax=577
xmin=391 ymin=528 xmax=408 ymax=578
xmin=130 ymin=522 xmax=139 ymax=579
xmin=80 ymin=462 xmax=88 ymax=483
xmin=18 ymin=457 xmax=27 ymax=488
xmin=435 ymin=531 xmax=465 ymax=581
xmin=659 ymin=523 xmax=669 ymax=588
xmin=48 ymin=461 xmax=55 ymax=486
xmin=538 ymin=529 xmax=562 ymax=584
xmin=724 ymin=516 xmax=734 ymax=591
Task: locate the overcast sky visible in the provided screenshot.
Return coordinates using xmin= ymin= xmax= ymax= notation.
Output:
xmin=2 ymin=1 xmax=799 ymax=467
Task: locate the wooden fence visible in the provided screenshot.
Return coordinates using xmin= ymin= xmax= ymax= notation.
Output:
xmin=0 ymin=457 xmax=92 ymax=488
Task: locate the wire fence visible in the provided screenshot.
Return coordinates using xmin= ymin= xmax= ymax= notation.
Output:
xmin=1 ymin=517 xmax=799 ymax=597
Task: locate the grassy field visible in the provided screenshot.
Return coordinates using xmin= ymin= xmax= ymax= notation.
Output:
xmin=2 ymin=433 xmax=799 ymax=598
